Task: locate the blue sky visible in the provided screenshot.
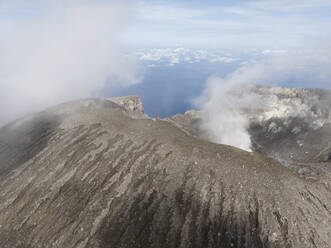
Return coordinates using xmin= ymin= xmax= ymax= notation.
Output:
xmin=120 ymin=0 xmax=331 ymax=49
xmin=1 ymin=0 xmax=331 ymax=50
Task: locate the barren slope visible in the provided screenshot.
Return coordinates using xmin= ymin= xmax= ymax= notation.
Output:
xmin=0 ymin=98 xmax=330 ymax=248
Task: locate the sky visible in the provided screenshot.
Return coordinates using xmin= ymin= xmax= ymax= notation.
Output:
xmin=0 ymin=0 xmax=331 ymax=127
xmin=1 ymin=0 xmax=331 ymax=50
xmin=121 ymin=0 xmax=331 ymax=49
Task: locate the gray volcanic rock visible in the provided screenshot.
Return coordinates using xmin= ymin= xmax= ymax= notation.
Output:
xmin=244 ymin=86 xmax=331 ymax=163
xmin=164 ymin=110 xmax=200 ymax=137
xmin=171 ymin=85 xmax=331 ymax=178
xmin=108 ymin=95 xmax=148 ymax=119
xmin=238 ymin=86 xmax=331 ymax=181
xmin=0 ymin=96 xmax=330 ymax=248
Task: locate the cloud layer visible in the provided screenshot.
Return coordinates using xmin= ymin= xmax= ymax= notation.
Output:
xmin=0 ymin=0 xmax=141 ymax=125
xmin=135 ymin=48 xmax=235 ymax=67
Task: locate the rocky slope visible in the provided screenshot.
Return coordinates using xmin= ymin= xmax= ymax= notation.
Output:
xmin=243 ymin=86 xmax=331 ymax=180
xmin=244 ymin=86 xmax=331 ymax=162
xmin=0 ymin=94 xmax=330 ymax=248
xmin=170 ymin=86 xmax=331 ymax=178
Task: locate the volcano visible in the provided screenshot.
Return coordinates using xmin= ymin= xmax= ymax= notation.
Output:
xmin=0 ymin=89 xmax=330 ymax=248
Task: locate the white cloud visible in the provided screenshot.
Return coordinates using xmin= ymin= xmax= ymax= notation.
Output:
xmin=136 ymin=48 xmax=236 ymax=66
xmin=169 ymin=57 xmax=180 ymax=66
xmin=262 ymin=49 xmax=288 ymax=55
xmin=0 ymin=0 xmax=141 ymax=125
xmin=210 ymin=57 xmax=235 ymax=63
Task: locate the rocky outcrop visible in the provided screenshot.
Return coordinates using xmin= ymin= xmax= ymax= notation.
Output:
xmin=164 ymin=110 xmax=200 ymax=137
xmin=108 ymin=95 xmax=148 ymax=119
xmin=242 ymin=86 xmax=331 ymax=162
xmin=0 ymin=97 xmax=330 ymax=248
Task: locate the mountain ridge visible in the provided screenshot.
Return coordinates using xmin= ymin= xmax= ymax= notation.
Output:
xmin=0 ymin=89 xmax=330 ymax=247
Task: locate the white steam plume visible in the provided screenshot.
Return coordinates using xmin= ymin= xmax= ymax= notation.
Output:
xmin=196 ymin=46 xmax=331 ymax=151
xmin=0 ymin=0 xmax=141 ymax=125
xmin=195 ymin=76 xmax=259 ymax=152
